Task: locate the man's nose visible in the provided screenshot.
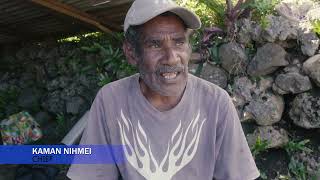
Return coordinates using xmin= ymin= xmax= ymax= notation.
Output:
xmin=163 ymin=47 xmax=179 ymax=66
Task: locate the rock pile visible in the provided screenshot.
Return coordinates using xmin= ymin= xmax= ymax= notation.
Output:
xmin=189 ymin=0 xmax=320 ymax=154
xmin=0 ymin=43 xmax=100 ymax=140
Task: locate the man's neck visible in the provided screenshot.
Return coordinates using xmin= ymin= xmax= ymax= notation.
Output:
xmin=139 ymin=79 xmax=185 ymax=112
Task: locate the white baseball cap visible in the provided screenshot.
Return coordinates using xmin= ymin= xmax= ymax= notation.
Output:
xmin=124 ymin=0 xmax=201 ymax=33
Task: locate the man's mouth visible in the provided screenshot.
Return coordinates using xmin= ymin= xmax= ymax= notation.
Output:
xmin=156 ymin=65 xmax=185 ymax=81
xmin=160 ymin=72 xmax=178 ymax=79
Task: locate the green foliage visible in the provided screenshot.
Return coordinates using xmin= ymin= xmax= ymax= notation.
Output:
xmin=80 ymin=37 xmax=136 ymax=86
xmin=57 ymin=31 xmax=136 ymax=90
xmin=208 ymin=46 xmax=221 ymax=65
xmin=288 ymin=157 xmax=308 ymax=180
xmin=311 ymin=19 xmax=320 ymax=36
xmin=249 ymin=0 xmax=280 ymax=28
xmin=194 ymin=63 xmax=204 ymax=76
xmin=207 ymin=40 xmax=223 ymax=65
xmin=251 ymin=136 xmax=269 ymax=157
xmin=249 ymin=75 xmax=262 ymax=84
xmin=196 ymin=0 xmax=226 ymax=28
xmin=175 ymin=0 xmax=225 ymax=48
xmin=285 ymin=139 xmax=314 ymax=180
xmin=175 ymin=0 xmax=223 ymax=27
xmin=81 ymin=42 xmax=124 ymax=73
xmin=197 ymin=0 xmax=246 ymax=27
xmin=189 ymin=30 xmax=203 ymax=51
xmin=278 ymin=174 xmax=290 ymax=180
xmin=227 ymin=83 xmax=235 ymax=93
xmin=245 ymin=42 xmax=256 ymax=54
xmin=98 ymin=72 xmax=112 ymax=87
xmin=311 ymin=169 xmax=320 ymax=180
xmin=250 ymin=0 xmax=279 ymax=16
xmin=285 ymin=139 xmax=312 ymax=155
xmin=55 ymin=113 xmax=67 ymax=137
xmin=260 ymin=171 xmax=268 ymax=179
xmin=260 ymin=16 xmax=270 ymax=29
xmin=58 ymin=32 xmax=102 ymax=43
xmin=56 ymin=113 xmax=65 ymax=127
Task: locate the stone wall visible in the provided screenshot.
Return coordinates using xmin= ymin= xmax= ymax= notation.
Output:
xmin=0 ymin=0 xmax=319 ymax=178
xmin=189 ymin=0 xmax=320 ymax=177
xmin=0 ymin=41 xmax=101 ymax=142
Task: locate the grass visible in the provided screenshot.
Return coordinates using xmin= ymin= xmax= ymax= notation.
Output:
xmin=311 ymin=19 xmax=320 ymax=36
xmin=285 ymin=139 xmax=314 ymax=180
xmin=251 ymin=136 xmax=269 ymax=157
xmin=249 ymin=0 xmax=280 ymax=28
xmin=285 ymin=139 xmax=312 ymax=155
xmin=288 ymin=157 xmax=308 ymax=180
xmin=55 ymin=113 xmax=68 ymax=139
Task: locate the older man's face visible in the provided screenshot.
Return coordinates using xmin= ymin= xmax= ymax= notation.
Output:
xmin=137 ymin=15 xmax=191 ymax=97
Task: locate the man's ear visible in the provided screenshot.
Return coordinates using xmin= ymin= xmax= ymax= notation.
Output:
xmin=123 ymin=41 xmax=138 ymax=66
xmin=186 ymin=29 xmax=194 ymax=37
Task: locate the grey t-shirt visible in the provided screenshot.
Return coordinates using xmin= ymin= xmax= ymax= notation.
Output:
xmin=67 ymin=73 xmax=260 ymax=180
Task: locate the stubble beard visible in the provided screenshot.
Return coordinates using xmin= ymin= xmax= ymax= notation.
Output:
xmin=138 ymin=64 xmax=188 ymax=97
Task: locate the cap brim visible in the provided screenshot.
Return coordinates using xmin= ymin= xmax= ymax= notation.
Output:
xmin=169 ymin=7 xmax=201 ymax=30
xmin=124 ymin=6 xmax=201 ymax=32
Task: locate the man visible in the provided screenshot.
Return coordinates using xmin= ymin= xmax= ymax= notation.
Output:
xmin=67 ymin=0 xmax=260 ymax=179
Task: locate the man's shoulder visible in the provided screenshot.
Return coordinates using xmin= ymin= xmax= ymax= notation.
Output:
xmin=189 ymin=73 xmax=229 ymax=100
xmin=98 ymin=73 xmax=138 ymax=96
xmin=100 ymin=74 xmax=138 ymax=94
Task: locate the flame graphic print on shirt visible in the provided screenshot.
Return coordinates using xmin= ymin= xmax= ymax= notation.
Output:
xmin=118 ymin=110 xmax=206 ymax=180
